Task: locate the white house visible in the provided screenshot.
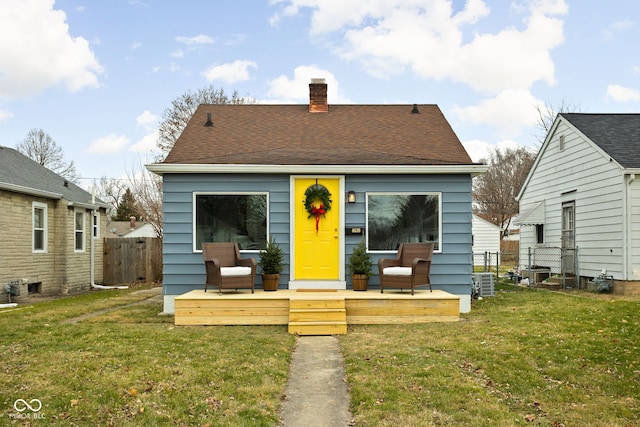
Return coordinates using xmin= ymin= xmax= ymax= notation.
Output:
xmin=472 ymin=214 xmax=501 ymax=265
xmin=515 ymin=113 xmax=640 ymax=295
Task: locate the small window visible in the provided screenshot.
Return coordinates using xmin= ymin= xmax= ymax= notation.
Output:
xmin=92 ymin=212 xmax=100 ymax=239
xmin=33 ymin=202 xmax=48 ymax=252
xmin=559 ymin=135 xmax=565 ymax=151
xmin=536 ymin=224 xmax=544 ymax=245
xmin=194 ymin=193 xmax=268 ymax=251
xmin=367 ymin=193 xmax=441 ymax=251
xmin=75 ymin=210 xmax=85 ymax=252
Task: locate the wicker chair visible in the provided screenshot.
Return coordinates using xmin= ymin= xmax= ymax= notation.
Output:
xmin=378 ymin=243 xmax=434 ymax=295
xmin=202 ymin=242 xmax=256 ymax=295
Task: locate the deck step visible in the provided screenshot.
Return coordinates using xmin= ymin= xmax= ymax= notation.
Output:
xmin=288 ymin=295 xmax=347 ymax=335
xmin=288 ymin=321 xmax=348 ymax=335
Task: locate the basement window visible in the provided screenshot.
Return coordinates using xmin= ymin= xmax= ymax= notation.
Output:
xmin=366 ymin=193 xmax=441 ymax=252
xmin=194 ymin=193 xmax=268 ymax=252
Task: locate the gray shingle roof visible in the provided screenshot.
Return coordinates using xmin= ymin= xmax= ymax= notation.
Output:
xmin=561 ymin=113 xmax=640 ymax=168
xmin=0 ymin=145 xmax=105 ymax=206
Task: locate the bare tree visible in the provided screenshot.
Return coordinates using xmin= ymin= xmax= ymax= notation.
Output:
xmin=125 ymin=162 xmax=163 ymax=238
xmin=535 ymin=99 xmax=582 ymax=143
xmin=156 ymin=84 xmax=256 ymax=159
xmin=94 ymin=176 xmax=127 ymax=217
xmin=17 ymin=128 xmax=79 ymax=183
xmin=473 ymin=146 xmax=537 ymax=239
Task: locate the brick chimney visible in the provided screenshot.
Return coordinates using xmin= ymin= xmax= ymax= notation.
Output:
xmin=309 ymin=78 xmax=328 ymax=112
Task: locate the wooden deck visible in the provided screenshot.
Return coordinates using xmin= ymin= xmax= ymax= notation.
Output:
xmin=174 ymin=289 xmax=460 ymax=335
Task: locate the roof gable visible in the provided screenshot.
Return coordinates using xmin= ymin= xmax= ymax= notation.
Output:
xmin=163 ymin=104 xmax=474 ymax=166
xmin=517 ymin=113 xmax=640 ymax=201
xmin=561 ymin=113 xmax=640 ymax=169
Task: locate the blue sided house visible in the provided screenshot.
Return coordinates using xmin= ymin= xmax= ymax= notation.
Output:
xmin=147 ymin=79 xmax=487 ymax=315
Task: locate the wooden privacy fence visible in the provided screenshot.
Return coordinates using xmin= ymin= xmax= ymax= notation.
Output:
xmin=103 ymin=237 xmax=162 ymax=285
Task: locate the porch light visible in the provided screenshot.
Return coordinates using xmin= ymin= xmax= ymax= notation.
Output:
xmin=347 ymin=191 xmax=356 ymax=203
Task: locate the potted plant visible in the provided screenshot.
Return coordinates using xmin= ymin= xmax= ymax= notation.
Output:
xmin=258 ymin=236 xmax=284 ymax=291
xmin=348 ymin=240 xmax=373 ymax=291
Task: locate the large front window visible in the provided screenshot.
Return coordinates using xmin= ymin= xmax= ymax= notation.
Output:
xmin=194 ymin=193 xmax=268 ymax=251
xmin=367 ymin=193 xmax=441 ymax=251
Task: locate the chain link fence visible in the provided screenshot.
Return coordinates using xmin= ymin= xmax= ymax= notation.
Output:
xmin=473 ymin=246 xmax=579 ymax=289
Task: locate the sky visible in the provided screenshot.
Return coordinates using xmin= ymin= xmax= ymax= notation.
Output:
xmin=1 ymin=0 xmax=639 ymax=190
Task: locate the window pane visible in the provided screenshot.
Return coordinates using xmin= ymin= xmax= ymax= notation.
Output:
xmin=368 ymin=194 xmax=439 ymax=251
xmin=34 ymin=230 xmax=44 ymax=251
xmin=34 ymin=208 xmax=43 ymax=228
xmin=75 ymin=211 xmax=84 ymax=250
xmin=75 ymin=212 xmax=83 ymax=230
xmin=195 ymin=194 xmax=267 ymax=250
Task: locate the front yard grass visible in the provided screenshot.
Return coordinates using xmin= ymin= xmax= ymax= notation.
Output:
xmin=1 ymin=283 xmax=638 ymax=426
xmin=341 ymin=283 xmax=640 ymax=426
xmin=0 ymin=287 xmax=295 ymax=426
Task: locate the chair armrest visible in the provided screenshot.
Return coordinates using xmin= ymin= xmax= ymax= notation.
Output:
xmin=412 ymin=258 xmax=428 ymax=267
xmin=206 ymin=258 xmax=222 ymax=269
xmin=379 ymin=258 xmax=401 ymax=270
xmin=237 ymin=257 xmax=257 ymax=269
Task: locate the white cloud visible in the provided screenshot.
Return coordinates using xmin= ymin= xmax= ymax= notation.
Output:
xmin=86 ymin=133 xmax=130 ymax=154
xmin=462 ymin=139 xmax=526 ymax=163
xmin=0 ymin=0 xmax=102 ymax=99
xmin=601 ymin=19 xmax=635 ymax=41
xmin=136 ymin=110 xmax=158 ymax=129
xmin=129 ymin=130 xmax=159 ymax=153
xmin=453 ymin=89 xmax=541 ymax=138
xmin=202 ymin=60 xmax=257 ymax=84
xmin=273 ymin=0 xmax=566 ymax=93
xmin=0 ymin=109 xmax=13 ymax=121
xmin=175 ymin=34 xmax=214 ymax=45
xmin=606 ymin=84 xmax=640 ymax=102
xmin=266 ymin=65 xmax=350 ymax=103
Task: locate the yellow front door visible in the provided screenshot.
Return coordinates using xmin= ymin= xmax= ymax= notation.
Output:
xmin=294 ymin=178 xmax=341 ymax=280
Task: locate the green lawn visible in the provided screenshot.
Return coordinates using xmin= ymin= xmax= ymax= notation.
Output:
xmin=0 ymin=288 xmax=295 ymax=426
xmin=1 ymin=283 xmax=638 ymax=426
xmin=340 ymin=282 xmax=640 ymax=426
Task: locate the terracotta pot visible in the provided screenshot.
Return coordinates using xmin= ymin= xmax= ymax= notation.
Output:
xmin=262 ymin=273 xmax=279 ymax=291
xmin=352 ymin=274 xmax=369 ymax=291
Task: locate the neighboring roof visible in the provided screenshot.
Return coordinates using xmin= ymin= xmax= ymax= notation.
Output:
xmin=106 ymin=220 xmax=156 ymax=238
xmin=561 ymin=113 xmax=640 ymax=169
xmin=0 ymin=145 xmax=107 ymax=208
xmin=163 ymin=104 xmax=475 ymax=167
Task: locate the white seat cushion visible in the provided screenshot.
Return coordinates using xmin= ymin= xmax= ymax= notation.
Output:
xmin=220 ymin=266 xmax=252 ymax=277
xmin=382 ymin=266 xmax=412 ymax=276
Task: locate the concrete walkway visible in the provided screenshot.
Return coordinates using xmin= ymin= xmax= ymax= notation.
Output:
xmin=280 ymin=336 xmax=353 ymax=427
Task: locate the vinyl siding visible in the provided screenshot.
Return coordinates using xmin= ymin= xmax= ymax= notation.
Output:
xmin=472 ymin=215 xmax=500 ymax=255
xmin=519 ymin=119 xmax=626 ymax=279
xmin=162 ymin=173 xmax=473 ymax=296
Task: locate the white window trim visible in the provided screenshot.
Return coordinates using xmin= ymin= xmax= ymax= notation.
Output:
xmin=32 ymin=202 xmax=48 ymax=253
xmin=192 ymin=191 xmax=270 ymax=253
xmin=365 ymin=192 xmax=443 ymax=253
xmin=74 ymin=208 xmax=85 ymax=252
